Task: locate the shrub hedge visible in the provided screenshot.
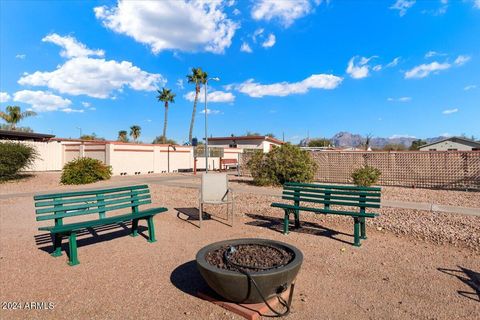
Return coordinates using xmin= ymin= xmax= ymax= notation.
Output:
xmin=61 ymin=157 xmax=112 ymax=185
xmin=0 ymin=142 xmax=38 ymax=180
xmin=351 ymin=165 xmax=381 ymax=187
xmin=247 ymin=144 xmax=317 ymax=186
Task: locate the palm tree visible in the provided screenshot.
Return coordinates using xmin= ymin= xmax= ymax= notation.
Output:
xmin=130 ymin=125 xmax=141 ymax=143
xmin=0 ymin=105 xmax=37 ymax=130
xmin=118 ymin=130 xmax=128 ymax=142
xmin=186 ymin=67 xmax=207 ymax=143
xmin=156 ymin=87 xmax=176 ymax=144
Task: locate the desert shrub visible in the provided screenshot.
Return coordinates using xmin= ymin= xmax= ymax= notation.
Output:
xmin=351 ymin=166 xmax=381 ymax=187
xmin=0 ymin=142 xmax=38 ymax=180
xmin=61 ymin=157 xmax=112 ymax=185
xmin=247 ymin=144 xmax=317 ymax=186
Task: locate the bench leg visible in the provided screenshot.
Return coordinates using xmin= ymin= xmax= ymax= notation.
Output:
xmin=294 ymin=209 xmax=300 ymax=229
xmin=68 ymin=232 xmax=80 ymax=266
xmin=283 ymin=210 xmax=290 ymax=235
xmin=353 ymin=218 xmax=361 ymax=247
xmin=51 ymin=233 xmax=63 ymax=257
xmin=147 ymin=216 xmax=157 ymax=243
xmin=130 ymin=219 xmax=139 ymax=237
xmin=360 ymin=217 xmax=367 ymax=240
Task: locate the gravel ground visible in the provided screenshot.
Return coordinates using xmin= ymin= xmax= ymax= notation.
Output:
xmin=0 ymin=182 xmax=479 ymax=320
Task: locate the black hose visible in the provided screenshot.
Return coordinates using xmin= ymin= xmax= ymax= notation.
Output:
xmin=223 ymin=245 xmax=295 ymax=317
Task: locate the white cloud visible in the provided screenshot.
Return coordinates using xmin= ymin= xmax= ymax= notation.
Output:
xmin=0 ymin=92 xmax=11 ymax=103
xmin=464 ymin=84 xmax=477 ymax=91
xmin=373 ymin=65 xmax=382 ymax=72
xmin=386 ymin=57 xmax=400 ymax=67
xmin=404 ymin=61 xmax=451 ymax=79
xmin=424 ymin=51 xmax=446 ymax=58
xmin=252 ymin=28 xmax=264 ymax=43
xmin=346 ymin=56 xmax=376 ymax=79
xmin=233 ymin=8 xmax=241 ymax=16
xmin=61 ymin=108 xmax=84 ymax=113
xmin=13 ymin=90 xmax=72 ymax=112
xmin=15 ymin=54 xmax=26 ymax=59
xmin=251 ymin=0 xmax=319 ymax=27
xmin=262 ymin=34 xmax=276 ymax=48
xmin=473 ymin=0 xmax=480 ymax=9
xmin=442 ymin=108 xmax=458 ymax=114
xmin=42 ymin=33 xmax=104 ymax=58
xmin=200 ymin=108 xmax=222 ymax=115
xmin=94 ymin=0 xmax=238 ymax=54
xmin=81 ymin=102 xmax=91 ymax=107
xmin=390 ymin=0 xmax=416 ymax=17
xmin=240 ymin=42 xmax=253 ymax=53
xmin=184 ymin=90 xmax=235 ymax=103
xmin=389 ymin=134 xmax=416 ymax=139
xmin=176 ymin=79 xmax=184 ymax=90
xmin=236 ymin=74 xmax=343 ymax=98
xmin=18 ymin=34 xmax=164 ymax=99
xmin=387 ymin=96 xmax=412 ymax=102
xmin=454 ymin=55 xmax=471 ymax=66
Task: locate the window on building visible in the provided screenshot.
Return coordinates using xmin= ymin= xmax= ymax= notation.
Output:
xmin=447 ymin=148 xmax=458 ymax=151
xmin=429 ymin=149 xmax=437 ymax=151
xmin=472 ymin=148 xmax=480 ymax=151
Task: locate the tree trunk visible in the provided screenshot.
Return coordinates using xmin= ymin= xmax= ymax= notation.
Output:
xmin=189 ymin=84 xmax=200 ymax=143
xmin=163 ymin=102 xmax=168 ymax=144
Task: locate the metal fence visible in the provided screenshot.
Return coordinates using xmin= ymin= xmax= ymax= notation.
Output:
xmin=240 ymin=151 xmax=480 ymax=190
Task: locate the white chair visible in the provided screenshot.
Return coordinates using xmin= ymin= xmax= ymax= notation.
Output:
xmin=199 ymin=173 xmax=234 ymax=227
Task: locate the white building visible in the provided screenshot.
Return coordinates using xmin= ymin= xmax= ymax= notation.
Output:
xmin=207 ymin=135 xmax=284 ymax=153
xmin=419 ymin=137 xmax=480 ymax=151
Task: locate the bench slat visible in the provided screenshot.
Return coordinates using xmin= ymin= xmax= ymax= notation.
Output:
xmin=38 ymin=207 xmax=168 ymax=233
xmin=33 ymin=184 xmax=149 ymax=201
xmin=35 ymin=194 xmax=151 ymax=214
xmin=285 ymin=182 xmax=381 ymax=192
xmin=281 ymin=196 xmax=380 ymax=208
xmin=36 ymin=200 xmax=152 ymax=221
xmin=271 ymin=202 xmax=377 ymax=218
xmin=282 ymin=190 xmax=380 ymax=203
xmin=34 ymin=189 xmax=150 ymax=207
xmin=283 ymin=186 xmax=380 ymax=197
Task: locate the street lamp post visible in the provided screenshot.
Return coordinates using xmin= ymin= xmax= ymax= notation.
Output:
xmin=204 ymin=76 xmax=220 ymax=173
xmin=76 ymin=127 xmax=82 ymax=139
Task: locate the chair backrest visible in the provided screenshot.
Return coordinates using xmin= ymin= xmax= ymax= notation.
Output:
xmin=34 ymin=185 xmax=152 ymax=224
xmin=201 ymin=173 xmax=228 ymax=202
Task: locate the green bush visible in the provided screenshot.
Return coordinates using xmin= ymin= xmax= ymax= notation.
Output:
xmin=351 ymin=166 xmax=381 ymax=187
xmin=0 ymin=142 xmax=38 ymax=180
xmin=247 ymin=144 xmax=318 ymax=186
xmin=61 ymin=157 xmax=112 ymax=185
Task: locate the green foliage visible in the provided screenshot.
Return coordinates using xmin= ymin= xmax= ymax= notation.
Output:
xmin=130 ymin=125 xmax=141 ymax=142
xmin=0 ymin=105 xmax=37 ymax=129
xmin=351 ymin=166 xmax=381 ymax=187
xmin=308 ymin=138 xmax=331 ymax=147
xmin=409 ymin=139 xmax=427 ymax=150
xmin=0 ymin=124 xmax=34 ymax=132
xmin=152 ymin=136 xmax=177 ymax=145
xmin=383 ymin=143 xmax=406 ymax=151
xmin=61 ymin=157 xmax=112 ymax=185
xmin=80 ymin=133 xmax=105 ymax=141
xmin=117 ymin=130 xmax=129 ymax=142
xmin=247 ymin=144 xmax=318 ymax=186
xmin=0 ymin=142 xmax=38 ymax=180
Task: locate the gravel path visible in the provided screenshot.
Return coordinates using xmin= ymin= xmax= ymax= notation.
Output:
xmin=1 ymin=183 xmax=479 ymax=319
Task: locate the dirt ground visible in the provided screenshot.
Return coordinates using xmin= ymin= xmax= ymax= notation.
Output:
xmin=0 ymin=174 xmax=479 ymax=319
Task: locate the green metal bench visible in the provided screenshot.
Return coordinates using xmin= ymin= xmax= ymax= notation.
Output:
xmin=34 ymin=184 xmax=167 ymax=266
xmin=271 ymin=182 xmax=381 ymax=246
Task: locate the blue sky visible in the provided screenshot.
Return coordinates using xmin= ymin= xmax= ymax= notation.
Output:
xmin=1 ymin=0 xmax=479 ymax=144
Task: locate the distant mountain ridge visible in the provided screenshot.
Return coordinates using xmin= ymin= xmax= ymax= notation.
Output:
xmin=300 ymin=131 xmax=448 ymax=148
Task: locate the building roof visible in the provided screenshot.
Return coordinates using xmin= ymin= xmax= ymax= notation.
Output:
xmin=419 ymin=136 xmax=480 ymax=149
xmin=0 ymin=130 xmax=55 ymax=142
xmin=208 ymin=135 xmax=284 ymax=145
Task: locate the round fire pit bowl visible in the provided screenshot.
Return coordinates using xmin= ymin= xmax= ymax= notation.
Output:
xmin=196 ymin=238 xmax=303 ymax=304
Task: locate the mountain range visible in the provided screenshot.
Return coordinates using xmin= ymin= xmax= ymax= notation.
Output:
xmin=300 ymin=132 xmax=450 ymax=148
